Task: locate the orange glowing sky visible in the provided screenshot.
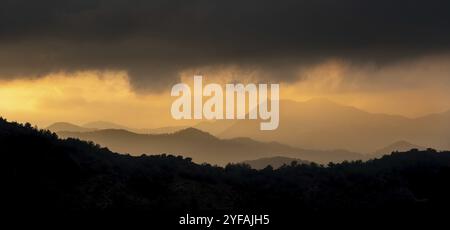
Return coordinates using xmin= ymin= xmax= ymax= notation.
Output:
xmin=1 ymin=57 xmax=450 ymax=129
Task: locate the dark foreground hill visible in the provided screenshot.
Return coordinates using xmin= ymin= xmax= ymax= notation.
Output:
xmin=2 ymin=117 xmax=450 ymax=227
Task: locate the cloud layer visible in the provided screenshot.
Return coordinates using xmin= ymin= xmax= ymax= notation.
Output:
xmin=1 ymin=0 xmax=450 ymax=90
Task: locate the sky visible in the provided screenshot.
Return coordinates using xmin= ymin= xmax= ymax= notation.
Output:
xmin=1 ymin=0 xmax=450 ymax=128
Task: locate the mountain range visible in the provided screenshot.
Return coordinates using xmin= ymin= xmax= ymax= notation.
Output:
xmin=207 ymin=99 xmax=450 ymax=152
xmin=47 ymin=99 xmax=450 ymax=154
xmin=47 ymin=98 xmax=447 ymax=165
xmin=47 ymin=121 xmax=187 ymax=134
xmin=56 ymin=126 xmax=428 ymax=166
xmin=56 ymin=127 xmax=364 ymax=165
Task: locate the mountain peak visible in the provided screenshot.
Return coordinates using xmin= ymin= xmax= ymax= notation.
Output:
xmin=372 ymin=140 xmax=425 ymax=156
xmin=47 ymin=122 xmax=94 ymax=133
xmin=173 ymin=127 xmax=217 ymax=139
xmin=48 ymin=122 xmax=77 ymax=127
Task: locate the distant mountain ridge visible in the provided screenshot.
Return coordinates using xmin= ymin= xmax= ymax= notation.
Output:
xmin=215 ymin=99 xmax=450 ymax=152
xmin=47 ymin=121 xmax=186 ymax=134
xmin=47 ymin=98 xmax=449 ymax=156
xmin=372 ymin=140 xmax=426 ymax=157
xmin=47 ymin=122 xmax=96 ymax=133
xmin=57 ymin=127 xmax=364 ymax=165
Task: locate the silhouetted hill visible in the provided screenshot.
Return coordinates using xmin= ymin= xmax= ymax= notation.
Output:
xmin=57 ymin=127 xmax=364 ymax=165
xmin=47 ymin=122 xmax=95 ymax=132
xmin=372 ymin=140 xmax=425 ymax=157
xmin=243 ymin=156 xmax=309 ymax=169
xmin=2 ymin=117 xmax=450 ymax=225
xmin=49 ymin=121 xmax=187 ymax=135
xmin=193 ymin=120 xmax=237 ymax=136
xmin=173 ymin=127 xmax=218 ymax=140
xmin=145 ymin=125 xmax=189 ymax=134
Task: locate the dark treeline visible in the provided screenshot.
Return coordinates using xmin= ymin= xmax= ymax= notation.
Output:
xmin=1 ymin=117 xmax=450 ymax=227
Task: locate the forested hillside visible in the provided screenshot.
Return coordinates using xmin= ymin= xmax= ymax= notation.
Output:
xmin=2 ymin=117 xmax=450 ymax=226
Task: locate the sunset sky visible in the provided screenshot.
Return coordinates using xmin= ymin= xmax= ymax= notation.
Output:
xmin=1 ymin=0 xmax=450 ymax=128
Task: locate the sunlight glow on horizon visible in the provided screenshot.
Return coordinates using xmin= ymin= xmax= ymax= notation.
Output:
xmin=1 ymin=61 xmax=450 ymax=128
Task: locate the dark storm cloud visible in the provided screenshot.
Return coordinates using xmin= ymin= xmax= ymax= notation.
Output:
xmin=0 ymin=0 xmax=450 ymax=90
